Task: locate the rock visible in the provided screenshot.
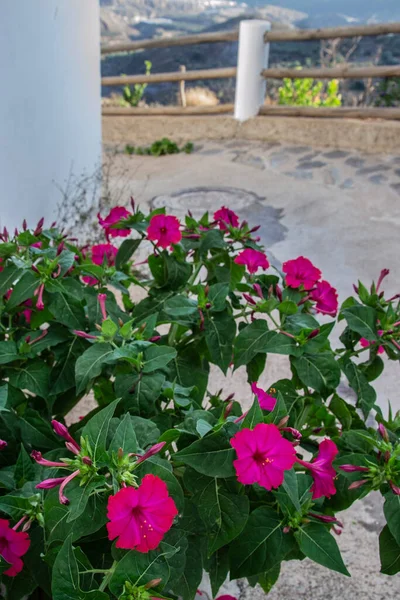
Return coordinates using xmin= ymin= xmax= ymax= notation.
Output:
xmin=345 ymin=156 xmax=365 ymax=168
xmin=296 ymin=161 xmax=327 ymax=170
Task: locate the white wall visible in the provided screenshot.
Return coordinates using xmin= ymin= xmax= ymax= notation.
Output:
xmin=0 ymin=0 xmax=102 ymax=229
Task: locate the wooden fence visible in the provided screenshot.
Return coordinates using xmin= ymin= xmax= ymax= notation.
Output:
xmin=101 ymin=21 xmax=400 ymax=120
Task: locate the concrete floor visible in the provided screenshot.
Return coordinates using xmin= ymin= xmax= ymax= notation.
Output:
xmin=85 ymin=140 xmax=400 ymax=599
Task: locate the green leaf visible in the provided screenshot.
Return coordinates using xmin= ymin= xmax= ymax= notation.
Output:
xmin=52 ymin=536 xmax=109 ymax=600
xmin=14 ymin=445 xmax=34 ymax=488
xmin=115 ymin=238 xmax=141 ymax=269
xmin=234 ymin=321 xmax=301 ymax=368
xmin=175 ymin=430 xmax=236 ymax=478
xmin=205 ymin=312 xmax=236 ymax=374
xmin=192 ymin=475 xmax=249 ymax=555
xmin=48 ymin=291 xmax=87 ymax=330
xmin=329 ymin=394 xmax=352 ymax=430
xmin=45 ymin=490 xmax=107 ymax=545
xmin=0 ymin=264 xmax=22 ymax=296
xmin=242 ymin=397 xmax=264 ymax=428
xmin=246 ymin=352 xmax=266 ymax=384
xmin=19 ymin=409 xmax=60 ymax=449
xmin=81 ymin=399 xmax=119 ymax=464
xmin=170 ymin=350 xmax=209 ymax=404
xmin=295 ymin=523 xmax=350 ymax=576
xmin=9 ymin=361 xmax=50 ymax=398
xmin=342 ymin=305 xmax=378 ymax=341
xmin=258 ymin=563 xmax=281 ymax=594
xmin=0 ymin=384 xmax=8 ymax=410
xmin=6 ymin=271 xmax=38 ymax=308
xmin=0 ymin=341 xmax=19 ymax=365
xmin=292 ymin=353 xmax=340 ymax=393
xmin=163 ymin=295 xmax=198 ymax=319
xmin=50 ymin=338 xmax=83 ymax=396
xmin=208 ymin=283 xmax=229 ymax=312
xmin=130 ymin=416 xmax=160 ymax=448
xmin=116 ymin=371 xmax=165 ymax=415
xmin=208 ymin=547 xmax=230 ymax=597
xmin=339 ymin=358 xmax=377 ymax=418
xmin=143 ymin=345 xmax=177 ymax=373
xmin=109 ymin=414 xmax=138 ymax=454
xmin=230 ymin=507 xmax=293 ymax=578
xmin=174 ymin=538 xmax=203 ymax=600
xmin=109 ymin=548 xmax=170 ymax=596
xmin=66 ymin=478 xmax=101 ymax=523
xmin=383 ymin=492 xmax=400 ymax=547
xmin=0 ymin=494 xmax=38 ymax=520
xmin=199 ymin=229 xmax=227 ymax=255
xmin=278 ymin=300 xmax=298 ymax=315
xmin=380 ymin=525 xmax=400 ymax=575
xmin=75 ymin=343 xmax=114 ymax=394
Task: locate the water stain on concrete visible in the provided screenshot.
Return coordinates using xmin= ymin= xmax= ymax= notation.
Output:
xmin=151 ymin=186 xmax=287 ymax=248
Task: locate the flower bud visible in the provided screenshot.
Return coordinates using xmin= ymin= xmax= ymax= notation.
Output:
xmin=348 ymin=479 xmax=368 ymax=490
xmin=81 ymin=456 xmax=92 ymax=466
xmin=98 ymin=293 xmax=108 ymax=321
xmin=389 ymin=481 xmax=400 ymax=496
xmin=243 ymin=293 xmax=256 ymax=306
xmin=307 ymin=328 xmax=320 ymax=340
xmin=0 ymin=440 xmax=7 ymax=450
xmin=36 ymin=476 xmax=67 ymax=490
xmin=136 ymin=442 xmax=166 ymax=465
xmin=52 ymin=420 xmax=80 ymax=451
xmin=224 ymin=401 xmax=234 ymax=420
xmin=340 ymin=464 xmax=369 ymax=473
xmin=22 ymin=219 xmax=27 ymax=231
xmin=378 ymin=423 xmax=389 ymax=442
xmin=144 ymin=579 xmax=162 ymax=590
xmin=253 ymin=283 xmax=264 ymax=299
xmin=73 ymin=330 xmax=97 ymax=340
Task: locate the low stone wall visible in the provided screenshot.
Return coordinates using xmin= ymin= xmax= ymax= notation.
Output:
xmin=102 ymin=114 xmax=400 ymax=154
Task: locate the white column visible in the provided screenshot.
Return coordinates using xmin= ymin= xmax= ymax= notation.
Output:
xmin=234 ymin=20 xmax=271 ymax=122
xmin=0 ymin=0 xmax=102 ymax=230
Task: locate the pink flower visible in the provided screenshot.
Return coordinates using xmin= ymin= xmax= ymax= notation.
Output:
xmin=98 ymin=206 xmax=131 ymax=239
xmin=0 ymin=440 xmax=7 ymax=450
xmin=230 ymin=423 xmax=296 ymax=490
xmin=72 ymin=330 xmax=97 ymax=340
xmin=310 ymin=280 xmax=338 ymax=316
xmin=98 ymin=293 xmax=108 ymax=321
xmin=35 ymin=283 xmax=45 ymax=311
xmin=213 ymin=206 xmax=240 ymax=230
xmin=135 ymin=442 xmax=166 ymax=465
xmin=31 ymin=451 xmax=65 ymax=468
xmin=234 ymin=249 xmax=269 ymax=274
xmin=147 ymin=214 xmax=182 ymax=249
xmin=360 ymin=330 xmax=384 ymax=355
xmin=283 ymin=256 xmax=321 ymax=290
xmin=340 ymin=464 xmax=369 ymax=473
xmin=51 ymin=420 xmax=80 ymax=452
xmin=0 ymin=519 xmax=30 ymax=577
xmin=21 ymin=299 xmax=32 ymax=324
xmin=31 ymin=241 xmax=43 ymax=249
xmin=36 ymin=477 xmax=67 ymax=490
xmin=251 ymin=382 xmax=276 ymax=411
xmin=82 ymin=244 xmax=118 ymax=286
xmin=106 ymin=474 xmax=178 ymax=552
xmin=216 ymin=597 xmax=238 ymax=600
xmin=296 ymin=439 xmax=338 ymax=499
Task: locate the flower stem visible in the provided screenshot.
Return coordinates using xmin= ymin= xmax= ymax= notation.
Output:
xmin=99 ymin=560 xmax=117 ymax=592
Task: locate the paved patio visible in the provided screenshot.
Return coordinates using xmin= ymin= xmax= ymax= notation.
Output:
xmin=83 ymin=139 xmax=400 ymax=599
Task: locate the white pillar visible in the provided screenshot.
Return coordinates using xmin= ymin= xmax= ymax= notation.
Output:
xmin=234 ymin=20 xmax=271 ymax=122
xmin=0 ymin=0 xmax=102 ymax=230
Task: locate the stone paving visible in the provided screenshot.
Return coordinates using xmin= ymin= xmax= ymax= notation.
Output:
xmin=99 ymin=140 xmax=400 ymax=599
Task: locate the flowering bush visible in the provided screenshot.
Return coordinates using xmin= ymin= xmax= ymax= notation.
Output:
xmin=0 ymin=204 xmax=399 ymax=600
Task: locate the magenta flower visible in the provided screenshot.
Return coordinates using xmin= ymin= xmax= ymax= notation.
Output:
xmin=0 ymin=440 xmax=7 ymax=450
xmin=234 ymin=249 xmax=269 ymax=274
xmin=251 ymin=382 xmax=276 ymax=411
xmin=82 ymin=243 xmax=118 ymax=286
xmin=213 ymin=206 xmax=240 ymax=230
xmin=51 ymin=420 xmax=80 ymax=452
xmin=31 ymin=241 xmax=43 ymax=249
xmin=98 ymin=293 xmax=107 ymax=321
xmin=31 ymin=451 xmax=66 ymax=468
xmin=36 ymin=477 xmax=68 ymax=490
xmin=296 ymin=439 xmax=338 ymax=499
xmin=310 ymin=280 xmax=338 ymax=316
xmin=216 ymin=596 xmax=238 ymax=600
xmin=340 ymin=464 xmax=369 ymax=473
xmin=283 ymin=256 xmax=321 ymax=290
xmin=147 ymin=214 xmax=182 ymax=249
xmin=230 ymin=423 xmax=296 ymax=490
xmin=72 ymin=330 xmax=98 ymax=340
xmin=107 ymin=474 xmax=178 ymax=552
xmin=0 ymin=519 xmax=30 ymax=577
xmin=360 ymin=330 xmax=384 ymax=355
xmin=35 ymin=283 xmax=45 ymax=311
xmin=98 ymin=206 xmax=131 ymax=239
xmin=135 ymin=442 xmax=166 ymax=465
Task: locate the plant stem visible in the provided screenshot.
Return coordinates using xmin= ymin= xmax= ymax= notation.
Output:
xmin=188 ymin=262 xmax=202 ymax=287
xmin=99 ymin=560 xmax=117 ymax=592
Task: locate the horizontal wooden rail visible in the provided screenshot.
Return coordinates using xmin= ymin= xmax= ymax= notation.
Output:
xmin=261 ymin=64 xmax=400 ymax=79
xmin=102 ymin=67 xmax=237 ymax=87
xmin=101 ymin=30 xmax=238 ymax=55
xmin=265 ymin=22 xmax=400 ymax=43
xmin=102 ymin=104 xmax=234 ymax=116
xmin=259 ymin=106 xmax=400 ymax=119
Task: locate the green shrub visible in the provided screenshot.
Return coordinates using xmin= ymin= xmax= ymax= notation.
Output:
xmin=278 ymin=76 xmax=342 ymax=107
xmin=121 ymin=60 xmax=152 ymax=107
xmin=125 ymin=138 xmax=194 ymax=157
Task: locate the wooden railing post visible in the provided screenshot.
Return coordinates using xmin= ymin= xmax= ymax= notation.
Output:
xmin=234 ymin=20 xmax=271 ymax=121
